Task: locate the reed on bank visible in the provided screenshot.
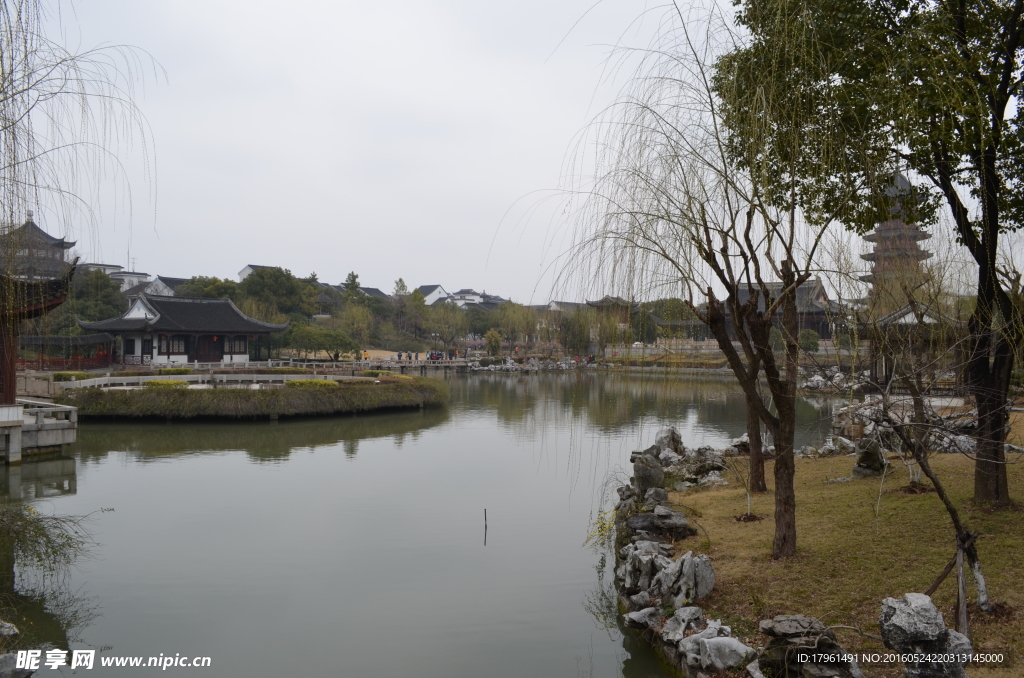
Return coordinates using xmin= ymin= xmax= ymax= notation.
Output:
xmin=58 ymin=376 xmax=449 ymax=419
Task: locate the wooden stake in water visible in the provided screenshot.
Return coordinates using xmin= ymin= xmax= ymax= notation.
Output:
xmin=484 ymin=509 xmax=487 ymax=546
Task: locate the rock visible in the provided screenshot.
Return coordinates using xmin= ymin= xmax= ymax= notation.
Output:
xmin=0 ymin=622 xmax=17 ymax=637
xmin=879 ymin=593 xmax=947 ymax=647
xmin=661 ymin=606 xmax=705 ymax=643
xmin=673 ymin=481 xmax=694 ymax=492
xmin=834 ymin=437 xmax=855 ymax=454
xmin=730 ymin=433 xmax=750 ymax=455
xmin=759 ymin=614 xmax=830 ymax=638
xmin=655 ymin=426 xmax=683 ymax=454
xmin=700 ymin=636 xmax=756 ymax=671
xmin=650 ymin=555 xmax=684 ymax=598
xmin=644 ymin=488 xmax=669 ymax=505
xmin=855 ymin=438 xmax=886 ymax=472
xmin=634 ymin=455 xmax=665 ymax=495
xmin=659 ymin=450 xmax=683 ymax=466
xmin=625 ymin=512 xmax=659 ymax=533
xmin=616 ymin=485 xmax=635 ymax=501
xmin=628 ymin=591 xmax=652 ymax=611
xmin=879 ymin=593 xmax=970 ymax=678
xmin=624 ymin=606 xmax=664 ymax=630
xmin=851 ymin=465 xmax=881 ymax=478
xmin=746 ymin=659 xmax=766 ymax=678
xmin=692 ymin=554 xmax=716 ymax=600
xmin=0 ymin=654 xmax=34 ymax=678
xmin=678 ymin=622 xmax=727 ymax=666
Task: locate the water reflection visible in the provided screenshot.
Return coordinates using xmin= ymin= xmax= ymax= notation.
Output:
xmin=1 ymin=453 xmax=77 ymax=502
xmin=71 ymin=406 xmax=451 ymax=463
xmin=450 ymin=372 xmax=838 ymax=448
xmin=1 ymin=454 xmax=94 ymax=654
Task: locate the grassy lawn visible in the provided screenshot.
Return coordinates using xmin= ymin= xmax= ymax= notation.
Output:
xmin=668 ymin=450 xmax=1024 ymax=678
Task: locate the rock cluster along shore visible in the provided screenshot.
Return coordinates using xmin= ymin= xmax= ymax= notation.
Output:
xmin=612 ymin=426 xmax=759 ymax=675
xmin=611 ymin=426 xmax=973 ymax=678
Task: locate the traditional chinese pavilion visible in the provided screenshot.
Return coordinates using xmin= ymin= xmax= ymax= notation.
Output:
xmin=79 ymin=295 xmax=288 ymax=365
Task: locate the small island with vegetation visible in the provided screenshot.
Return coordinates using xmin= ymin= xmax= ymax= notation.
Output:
xmin=57 ymin=373 xmax=449 ymax=420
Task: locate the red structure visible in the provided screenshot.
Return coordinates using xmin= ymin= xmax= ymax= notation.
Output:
xmin=0 ymin=263 xmax=77 ymax=403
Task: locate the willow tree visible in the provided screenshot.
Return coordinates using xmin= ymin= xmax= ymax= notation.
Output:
xmin=722 ymin=0 xmax=1024 ymax=505
xmin=570 ymin=8 xmax=854 ymax=558
xmin=0 ymin=0 xmax=153 ymax=397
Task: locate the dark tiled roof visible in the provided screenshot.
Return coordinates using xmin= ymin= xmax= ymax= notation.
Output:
xmin=416 ymin=285 xmax=443 ymax=295
xmin=732 ymin=279 xmax=827 ymax=314
xmin=79 ymin=295 xmax=288 ymax=334
xmin=358 ymin=287 xmax=390 ymax=299
xmin=1 ymin=218 xmax=76 ymax=248
xmin=155 ymin=276 xmax=189 ymax=290
xmin=121 ymin=281 xmax=152 ymax=298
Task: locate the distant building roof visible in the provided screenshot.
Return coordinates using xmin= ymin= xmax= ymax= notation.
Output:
xmin=155 ymin=276 xmax=189 ymax=290
xmin=79 ymin=295 xmax=288 ymax=334
xmin=359 ymin=286 xmax=391 ymax=299
xmin=732 ymin=279 xmax=828 ymax=314
xmin=416 ymin=284 xmax=443 ymax=295
xmin=586 ymin=295 xmax=637 ymax=310
xmin=1 ymin=214 xmax=76 ymax=249
xmin=548 ymin=300 xmax=586 ymax=312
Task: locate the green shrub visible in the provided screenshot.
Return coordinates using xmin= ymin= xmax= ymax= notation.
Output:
xmin=286 ymin=379 xmax=341 ymax=389
xmin=836 ymin=333 xmax=853 ymax=351
xmin=478 ymin=358 xmax=492 ymax=367
xmin=156 ymin=367 xmax=193 ymax=375
xmin=53 ymin=371 xmax=91 ymax=382
xmin=798 ymin=329 xmax=820 ymax=355
xmin=145 ymin=380 xmax=189 ymax=390
xmin=360 ymin=370 xmax=392 ymax=377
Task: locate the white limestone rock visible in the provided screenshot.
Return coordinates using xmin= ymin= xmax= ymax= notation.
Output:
xmin=700 ymin=636 xmax=756 ymax=671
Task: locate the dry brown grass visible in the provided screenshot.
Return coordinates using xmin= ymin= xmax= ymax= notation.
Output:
xmin=668 ymin=454 xmax=1024 ymax=678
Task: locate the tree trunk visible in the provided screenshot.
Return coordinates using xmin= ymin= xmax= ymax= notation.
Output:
xmin=746 ymin=392 xmax=767 ymax=492
xmin=972 ymin=361 xmax=1010 ymax=503
xmin=771 ymin=411 xmax=797 ymax=558
xmin=770 ymin=262 xmax=801 ymax=559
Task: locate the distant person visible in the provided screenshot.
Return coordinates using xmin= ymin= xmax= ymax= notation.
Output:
xmin=415 ymin=352 xmax=419 ymax=361
xmin=397 ymin=351 xmax=403 ymax=361
xmin=362 ymin=350 xmax=369 ymax=360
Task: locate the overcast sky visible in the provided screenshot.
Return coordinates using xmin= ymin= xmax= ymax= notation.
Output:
xmin=48 ymin=0 xmax=664 ymax=302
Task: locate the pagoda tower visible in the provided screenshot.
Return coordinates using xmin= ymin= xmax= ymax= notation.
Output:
xmin=860 ymin=177 xmax=932 ymax=315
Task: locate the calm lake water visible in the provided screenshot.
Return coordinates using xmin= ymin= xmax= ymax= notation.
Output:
xmin=4 ymin=372 xmax=837 ymax=677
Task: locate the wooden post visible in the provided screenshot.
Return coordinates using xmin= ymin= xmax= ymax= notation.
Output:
xmin=955 ymin=547 xmax=970 ymax=637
